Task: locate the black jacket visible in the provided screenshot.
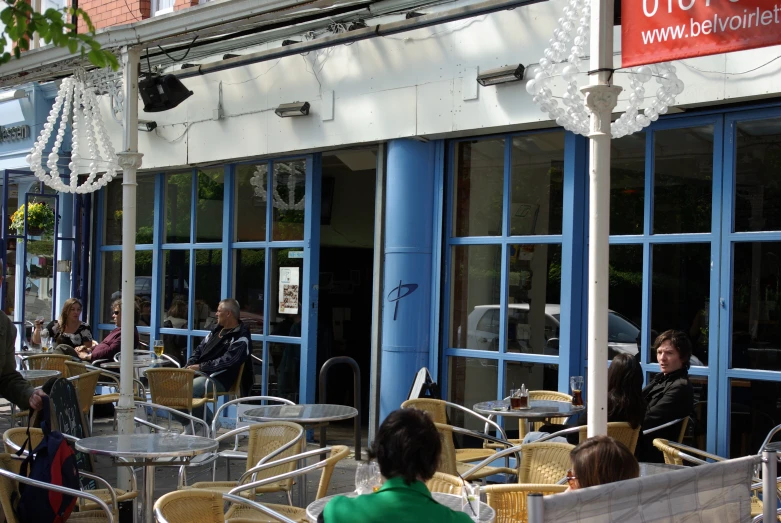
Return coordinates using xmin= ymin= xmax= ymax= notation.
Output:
xmin=636 ymin=367 xmax=693 ymax=462
xmin=187 ymin=322 xmax=253 ymax=393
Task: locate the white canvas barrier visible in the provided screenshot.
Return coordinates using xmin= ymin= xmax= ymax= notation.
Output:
xmin=529 ymin=455 xmax=762 ymax=523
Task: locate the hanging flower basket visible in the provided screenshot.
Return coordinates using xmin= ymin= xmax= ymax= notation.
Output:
xmin=10 ymin=201 xmax=56 ymax=237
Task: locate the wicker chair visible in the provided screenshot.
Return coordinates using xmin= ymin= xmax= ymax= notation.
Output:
xmin=21 ymin=353 xmax=72 ymax=376
xmin=154 ymin=490 xmax=297 ymax=523
xmin=536 ymin=422 xmax=641 ymax=453
xmin=652 ymin=438 xmax=769 ymax=519
xmin=484 ymin=483 xmax=568 ymax=523
xmin=518 ymin=441 xmax=574 ymax=484
xmin=187 ymin=421 xmax=305 ymax=504
xmin=144 ymin=368 xmax=218 ymax=429
xmin=74 ymin=363 xmax=147 ymax=432
xmin=519 ymin=391 xmax=573 ymax=440
xmin=3 ymin=428 xmax=138 ymax=519
xmin=222 ymin=446 xmax=351 ymax=522
xmin=425 ymin=472 xmax=464 ymax=495
xmin=0 ymin=453 xmax=116 ymax=522
xmin=435 ymin=423 xmax=516 ymax=480
xmin=67 ymin=370 xmax=102 ymax=419
xmin=402 ymin=398 xmax=505 ymax=463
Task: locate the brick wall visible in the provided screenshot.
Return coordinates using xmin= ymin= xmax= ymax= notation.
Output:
xmin=75 ymin=0 xmax=151 ymax=31
xmin=174 ymin=0 xmax=197 ymax=11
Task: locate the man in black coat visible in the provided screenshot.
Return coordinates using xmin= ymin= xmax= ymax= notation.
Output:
xmin=636 ymin=330 xmax=694 ymax=462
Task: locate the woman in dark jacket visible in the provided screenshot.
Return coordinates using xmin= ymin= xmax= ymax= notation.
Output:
xmin=635 ymin=329 xmax=694 ymax=462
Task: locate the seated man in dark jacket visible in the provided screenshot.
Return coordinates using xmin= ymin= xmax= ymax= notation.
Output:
xmin=186 ymin=298 xmax=251 ymax=419
xmin=636 ymin=329 xmax=694 ymax=462
xmin=76 ymin=299 xmax=139 ymax=363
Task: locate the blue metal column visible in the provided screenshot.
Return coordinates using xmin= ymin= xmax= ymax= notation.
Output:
xmin=379 ymin=138 xmax=438 ymax=422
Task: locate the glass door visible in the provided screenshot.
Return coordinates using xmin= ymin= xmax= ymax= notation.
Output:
xmin=718 ymin=108 xmax=781 ymax=457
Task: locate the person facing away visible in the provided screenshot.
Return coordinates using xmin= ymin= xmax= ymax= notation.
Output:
xmin=527 ymin=352 xmax=646 ymax=444
xmin=635 ymin=329 xmax=694 ymax=462
xmin=566 ymin=435 xmax=639 ymax=491
xmin=163 ymin=299 xmax=188 ymax=365
xmin=321 ymin=408 xmax=473 ymax=523
xmin=0 ymin=278 xmax=47 ymax=412
xmin=32 ymin=297 xmax=97 ymax=358
xmin=186 ymin=298 xmax=252 ymax=414
xmin=75 ymin=299 xmax=140 ymax=363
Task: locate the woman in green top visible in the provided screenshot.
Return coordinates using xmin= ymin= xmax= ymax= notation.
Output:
xmin=322 ymin=408 xmax=473 ymax=523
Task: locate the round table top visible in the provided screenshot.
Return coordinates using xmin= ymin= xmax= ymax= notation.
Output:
xmin=306 ymin=492 xmax=495 ymax=522
xmin=639 ymin=462 xmax=685 ymax=476
xmin=20 ymin=369 xmax=61 ymax=380
xmin=102 ymin=358 xmax=155 ymax=369
xmin=241 ymin=404 xmax=358 ymax=424
xmin=75 ymin=433 xmax=217 ymax=459
xmin=473 ymin=399 xmax=584 ymax=418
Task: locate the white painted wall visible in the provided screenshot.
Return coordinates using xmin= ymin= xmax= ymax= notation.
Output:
xmin=84 ymin=0 xmax=781 ymax=172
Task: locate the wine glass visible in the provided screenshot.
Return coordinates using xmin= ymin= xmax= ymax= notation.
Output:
xmin=40 ymin=328 xmax=50 ymax=353
xmin=354 ymin=462 xmax=382 ymax=494
xmin=153 ymin=339 xmax=164 ymax=360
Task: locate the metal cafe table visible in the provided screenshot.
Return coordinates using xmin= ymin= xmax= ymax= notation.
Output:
xmin=19 ymin=369 xmax=61 ymax=381
xmin=241 ymin=404 xmax=358 ymax=505
xmin=76 ymin=433 xmax=217 ymax=523
xmin=306 ymin=491 xmax=496 ymax=522
xmin=473 ymin=399 xmax=585 ymax=432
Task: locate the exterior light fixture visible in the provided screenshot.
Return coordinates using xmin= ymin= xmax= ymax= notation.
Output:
xmin=223 ymin=54 xmax=240 ymax=60
xmin=476 ymin=64 xmax=525 ymax=87
xmin=0 ymin=89 xmax=27 ymax=103
xmin=275 ymin=101 xmax=310 ymax=118
xmin=139 ymin=74 xmax=194 ymax=112
xmin=282 ymin=39 xmax=300 ymax=46
xmin=180 ymin=63 xmax=198 ymax=70
xmin=138 ymin=120 xmax=157 ymax=132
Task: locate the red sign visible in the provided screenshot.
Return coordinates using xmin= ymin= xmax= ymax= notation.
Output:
xmin=622 ymin=0 xmax=781 ymax=67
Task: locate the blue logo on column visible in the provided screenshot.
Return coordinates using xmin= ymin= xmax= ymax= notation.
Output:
xmin=388 ymin=280 xmax=418 ymax=321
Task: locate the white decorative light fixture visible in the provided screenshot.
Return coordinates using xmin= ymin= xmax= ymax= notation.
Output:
xmin=26 ymin=71 xmax=120 ymax=194
xmin=249 ymin=164 xmax=306 ymax=211
xmin=524 ymin=0 xmax=685 ymax=138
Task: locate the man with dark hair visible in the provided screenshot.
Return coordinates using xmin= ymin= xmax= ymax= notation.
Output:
xmin=322 ymin=409 xmax=472 ymax=522
xmin=636 ymin=329 xmax=694 ymax=462
xmin=186 ymin=298 xmax=251 ymax=418
xmin=76 ymin=298 xmax=139 ymax=363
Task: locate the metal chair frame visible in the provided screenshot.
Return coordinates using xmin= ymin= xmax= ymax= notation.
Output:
xmin=153 ymin=491 xmax=297 ymax=523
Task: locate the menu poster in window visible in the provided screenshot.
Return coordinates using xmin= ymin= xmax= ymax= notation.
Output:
xmin=279 ymin=267 xmax=300 ymax=314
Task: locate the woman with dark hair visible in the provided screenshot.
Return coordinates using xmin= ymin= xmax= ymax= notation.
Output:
xmin=636 ymin=329 xmax=694 ymax=462
xmin=566 ymin=435 xmax=639 ymax=490
xmin=321 ymin=409 xmax=472 ymax=523
xmin=75 ymin=299 xmax=140 ymax=363
xmin=528 ymin=353 xmax=646 ymax=444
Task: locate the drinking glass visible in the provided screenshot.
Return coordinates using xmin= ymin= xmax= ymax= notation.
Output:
xmin=570 ymin=376 xmax=584 ymax=406
xmin=153 ymin=339 xmax=164 ymax=358
xmin=509 ymin=389 xmax=521 ymax=410
xmin=354 ymin=461 xmax=382 ymax=494
xmin=40 ymin=328 xmax=50 ymax=352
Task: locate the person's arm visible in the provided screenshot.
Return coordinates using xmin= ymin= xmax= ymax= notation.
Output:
xmin=643 ymin=381 xmax=693 ymax=429
xmin=89 ymin=330 xmax=121 ymax=361
xmin=186 ymin=334 xmax=208 ymax=367
xmin=198 ymin=335 xmax=249 ymax=375
xmin=0 ymin=321 xmax=34 ymax=409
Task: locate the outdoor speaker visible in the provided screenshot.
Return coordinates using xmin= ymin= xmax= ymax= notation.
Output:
xmin=139 ymin=74 xmax=193 ymax=113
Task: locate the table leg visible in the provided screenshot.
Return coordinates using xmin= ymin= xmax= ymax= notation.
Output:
xmin=297 ymin=458 xmax=307 ymax=507
xmin=144 ymin=464 xmax=156 ymax=523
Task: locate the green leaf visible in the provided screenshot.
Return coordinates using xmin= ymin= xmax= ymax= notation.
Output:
xmin=105 ymin=53 xmax=120 ymax=71
xmin=87 ymin=49 xmax=106 ymax=68
xmin=44 ymin=8 xmax=63 ymax=22
xmin=0 ymin=8 xmax=13 ymax=26
xmin=67 ymin=39 xmax=77 ymax=54
xmin=18 ymin=38 xmax=28 ymax=51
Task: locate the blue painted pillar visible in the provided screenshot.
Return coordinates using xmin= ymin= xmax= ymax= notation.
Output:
xmin=379 ymin=139 xmax=437 ymax=422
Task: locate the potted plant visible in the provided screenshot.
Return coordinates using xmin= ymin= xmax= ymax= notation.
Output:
xmin=10 ymin=201 xmax=56 ymax=237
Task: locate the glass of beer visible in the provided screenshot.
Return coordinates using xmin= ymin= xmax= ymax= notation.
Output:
xmin=153 ymin=339 xmax=164 ymax=359
xmin=570 ymin=376 xmax=584 ymax=406
xmin=517 ymin=388 xmax=529 ymax=409
xmin=509 ymin=389 xmax=521 ymax=410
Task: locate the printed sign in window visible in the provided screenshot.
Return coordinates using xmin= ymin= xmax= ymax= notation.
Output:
xmin=279 ymin=267 xmax=300 ymax=314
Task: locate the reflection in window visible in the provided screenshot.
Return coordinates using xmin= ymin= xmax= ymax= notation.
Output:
xmin=506 ymin=244 xmax=562 ymax=355
xmin=236 ymin=163 xmax=268 ymax=242
xmin=268 ymin=248 xmax=303 ymax=337
xmin=447 ymin=356 xmax=498 ymax=431
xmin=610 ymin=133 xmax=645 ymax=235
xmin=510 ymin=133 xmax=564 ymax=236
xmin=101 ymin=251 xmax=153 ymax=324
xmin=165 ymin=172 xmax=192 ymax=243
xmin=161 ymin=250 xmax=190 ymax=324
xmin=196 ymin=168 xmax=225 ymax=243
xmin=734 ymin=118 xmax=781 ymax=232
xmin=651 ymin=243 xmax=711 ymax=366
xmin=105 ymin=175 xmax=156 ymax=245
xmin=269 ymin=342 xmax=300 ymax=402
xmin=731 ymin=242 xmax=781 ymax=372
xmin=452 ymin=140 xmax=504 ymax=237
xmin=729 ymin=378 xmax=779 ymax=457
xmin=653 ymin=126 xmax=714 ymax=234
xmin=449 ymin=245 xmax=502 ymax=350
xmin=272 ymin=160 xmax=306 ymax=242
xmin=608 ymin=245 xmax=643 ymax=360
xmin=234 ymin=249 xmax=265 ymax=335
xmin=193 ymin=250 xmax=222 ymax=330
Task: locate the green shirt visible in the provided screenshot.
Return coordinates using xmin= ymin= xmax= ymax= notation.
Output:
xmin=322 ymin=476 xmax=474 ymax=523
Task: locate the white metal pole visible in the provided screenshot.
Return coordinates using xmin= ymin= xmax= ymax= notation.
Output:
xmin=581 ymin=0 xmax=621 ymax=438
xmin=116 ymin=46 xmax=143 ymax=451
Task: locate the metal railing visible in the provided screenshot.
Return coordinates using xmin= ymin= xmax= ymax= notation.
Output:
xmin=319 ymin=356 xmax=362 ymax=460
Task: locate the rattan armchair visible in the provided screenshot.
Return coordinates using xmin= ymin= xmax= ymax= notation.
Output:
xmin=186 ymin=421 xmax=305 ymax=504
xmin=21 ymin=353 xmax=72 ymax=375
xmin=461 ymin=441 xmax=574 ymax=485
xmin=425 ymin=472 xmax=464 ymax=495
xmin=535 ymin=421 xmax=641 ymax=453
xmin=484 ymin=483 xmax=568 ymax=523
xmin=144 ymin=367 xmax=219 ymax=430
xmin=223 ymin=446 xmax=351 ymax=522
xmin=435 ymin=423 xmax=517 ymax=480
xmin=154 ymin=490 xmax=298 ymax=523
xmin=402 ymin=398 xmax=508 ymax=463
xmin=0 ymin=453 xmax=117 ymax=523
xmin=67 ymin=370 xmax=102 ymax=419
xmin=78 ymin=363 xmax=147 ymax=432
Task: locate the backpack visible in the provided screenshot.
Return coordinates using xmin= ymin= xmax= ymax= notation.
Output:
xmin=14 ymin=399 xmax=80 ymax=523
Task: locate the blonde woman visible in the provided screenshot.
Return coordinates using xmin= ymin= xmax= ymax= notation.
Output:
xmin=32 ymin=298 xmax=96 ymax=356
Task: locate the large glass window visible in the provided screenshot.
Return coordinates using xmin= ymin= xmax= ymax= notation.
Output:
xmin=452 ymin=139 xmax=504 ymax=237
xmin=165 ymin=172 xmax=192 ymax=243
xmin=236 ymin=164 xmax=268 ymax=242
xmin=734 ymin=118 xmax=781 ymax=232
xmin=510 ymin=135 xmax=564 ymax=236
xmin=105 ymin=174 xmax=155 ymax=245
xmin=196 ymin=169 xmax=224 ymax=243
